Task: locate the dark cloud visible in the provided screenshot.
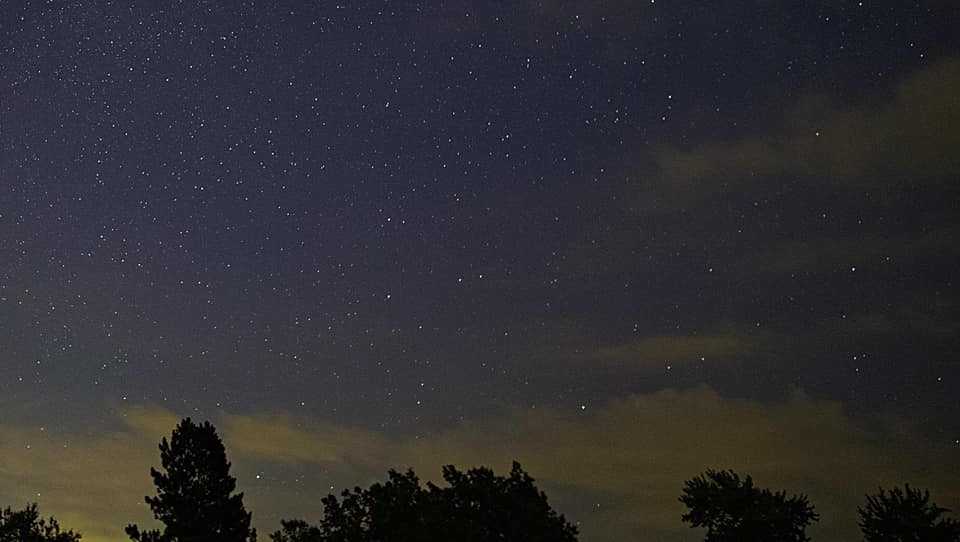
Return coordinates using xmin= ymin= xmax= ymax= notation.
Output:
xmin=643 ymin=58 xmax=960 ymax=210
xmin=731 ymin=226 xmax=960 ymax=276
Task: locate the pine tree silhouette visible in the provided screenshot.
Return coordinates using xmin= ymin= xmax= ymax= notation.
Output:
xmin=126 ymin=418 xmax=256 ymax=542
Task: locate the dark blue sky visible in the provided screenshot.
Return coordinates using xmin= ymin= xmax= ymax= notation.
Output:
xmin=1 ymin=2 xmax=958 ymax=540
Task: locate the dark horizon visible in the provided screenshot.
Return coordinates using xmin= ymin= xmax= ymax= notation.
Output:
xmin=1 ymin=2 xmax=958 ymax=540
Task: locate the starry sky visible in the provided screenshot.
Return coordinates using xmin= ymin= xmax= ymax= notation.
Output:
xmin=1 ymin=1 xmax=959 ymax=541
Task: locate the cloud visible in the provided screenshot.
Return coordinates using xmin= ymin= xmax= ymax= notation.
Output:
xmin=590 ymin=333 xmax=757 ymax=367
xmin=220 ymin=414 xmax=389 ymax=468
xmin=730 ymin=224 xmax=960 ymax=277
xmin=0 ymin=407 xmax=169 ymax=542
xmin=121 ymin=406 xmax=182 ymax=438
xmin=399 ymin=389 xmax=960 ymax=541
xmin=648 ymin=58 xmax=960 ymax=207
xmin=512 ymin=320 xmax=770 ymax=375
xmin=3 ymin=390 xmax=958 ymax=542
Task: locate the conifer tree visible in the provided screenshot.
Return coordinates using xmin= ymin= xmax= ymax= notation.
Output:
xmin=126 ymin=418 xmax=256 ymax=542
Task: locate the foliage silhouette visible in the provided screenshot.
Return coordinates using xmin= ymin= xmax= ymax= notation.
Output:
xmin=0 ymin=503 xmax=80 ymax=542
xmin=126 ymin=417 xmax=256 ymax=542
xmin=270 ymin=461 xmax=578 ymax=542
xmin=680 ymin=469 xmax=818 ymax=542
xmin=269 ymin=520 xmax=321 ymax=542
xmin=858 ymin=484 xmax=960 ymax=541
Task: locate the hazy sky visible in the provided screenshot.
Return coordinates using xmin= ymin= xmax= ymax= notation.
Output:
xmin=1 ymin=2 xmax=958 ymax=541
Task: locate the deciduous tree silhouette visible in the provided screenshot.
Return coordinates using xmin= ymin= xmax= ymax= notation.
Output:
xmin=0 ymin=503 xmax=80 ymax=542
xmin=680 ymin=469 xmax=818 ymax=542
xmin=858 ymin=484 xmax=960 ymax=541
xmin=269 ymin=521 xmax=321 ymax=542
xmin=126 ymin=418 xmax=256 ymax=542
xmin=270 ymin=461 xmax=578 ymax=542
xmin=434 ymin=462 xmax=577 ymax=542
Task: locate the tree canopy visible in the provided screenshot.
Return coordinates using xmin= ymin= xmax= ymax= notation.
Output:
xmin=126 ymin=417 xmax=256 ymax=542
xmin=679 ymin=469 xmax=818 ymax=542
xmin=0 ymin=503 xmax=81 ymax=542
xmin=16 ymin=414 xmax=955 ymax=542
xmin=858 ymin=484 xmax=960 ymax=542
xmin=270 ymin=461 xmax=578 ymax=542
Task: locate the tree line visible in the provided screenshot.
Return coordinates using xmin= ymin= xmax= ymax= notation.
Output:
xmin=2 ymin=417 xmax=957 ymax=541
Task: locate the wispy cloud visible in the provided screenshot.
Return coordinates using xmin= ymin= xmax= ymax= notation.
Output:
xmin=646 ymin=58 xmax=960 ymax=208
xmin=589 ymin=333 xmax=758 ymax=367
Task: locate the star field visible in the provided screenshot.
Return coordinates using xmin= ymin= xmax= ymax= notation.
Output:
xmin=1 ymin=2 xmax=959 ymax=541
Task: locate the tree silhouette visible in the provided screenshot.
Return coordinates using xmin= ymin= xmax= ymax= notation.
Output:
xmin=126 ymin=417 xmax=256 ymax=542
xmin=269 ymin=521 xmax=321 ymax=542
xmin=433 ymin=462 xmax=577 ymax=542
xmin=679 ymin=469 xmax=818 ymax=542
xmin=0 ymin=503 xmax=81 ymax=542
xmin=270 ymin=461 xmax=578 ymax=542
xmin=858 ymin=484 xmax=960 ymax=541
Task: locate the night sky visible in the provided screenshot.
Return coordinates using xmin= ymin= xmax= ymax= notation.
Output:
xmin=1 ymin=1 xmax=959 ymax=541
